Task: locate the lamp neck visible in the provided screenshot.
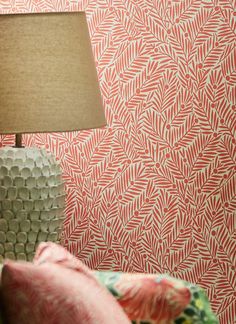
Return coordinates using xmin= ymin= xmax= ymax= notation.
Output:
xmin=15 ymin=134 xmax=23 ymax=148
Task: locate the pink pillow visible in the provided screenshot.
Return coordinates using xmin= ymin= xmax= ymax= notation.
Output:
xmin=1 ymin=259 xmax=130 ymax=324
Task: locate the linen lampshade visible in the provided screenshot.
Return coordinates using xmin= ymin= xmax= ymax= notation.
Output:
xmin=0 ymin=12 xmax=106 ymax=261
xmin=0 ymin=12 xmax=106 ymax=134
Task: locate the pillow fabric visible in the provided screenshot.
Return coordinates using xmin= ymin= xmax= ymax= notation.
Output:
xmin=94 ymin=271 xmax=219 ymax=324
xmin=1 ymin=257 xmax=130 ymax=324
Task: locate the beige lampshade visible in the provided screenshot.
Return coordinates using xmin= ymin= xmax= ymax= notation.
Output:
xmin=0 ymin=12 xmax=106 ymax=134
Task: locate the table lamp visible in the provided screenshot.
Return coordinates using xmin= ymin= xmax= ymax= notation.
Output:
xmin=0 ymin=12 xmax=106 ymax=261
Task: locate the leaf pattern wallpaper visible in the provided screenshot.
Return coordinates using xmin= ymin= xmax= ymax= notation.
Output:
xmin=0 ymin=0 xmax=235 ymax=323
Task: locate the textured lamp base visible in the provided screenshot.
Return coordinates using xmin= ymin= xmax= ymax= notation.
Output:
xmin=0 ymin=147 xmax=65 ymax=261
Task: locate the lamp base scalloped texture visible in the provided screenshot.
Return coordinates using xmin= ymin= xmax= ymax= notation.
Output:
xmin=0 ymin=147 xmax=65 ymax=262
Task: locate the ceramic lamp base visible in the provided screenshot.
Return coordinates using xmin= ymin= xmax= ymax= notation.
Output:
xmin=0 ymin=147 xmax=65 ymax=262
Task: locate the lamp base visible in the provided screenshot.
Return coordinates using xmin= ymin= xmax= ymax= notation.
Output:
xmin=0 ymin=147 xmax=65 ymax=262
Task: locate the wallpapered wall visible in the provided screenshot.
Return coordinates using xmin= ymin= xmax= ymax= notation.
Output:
xmin=0 ymin=0 xmax=235 ymax=323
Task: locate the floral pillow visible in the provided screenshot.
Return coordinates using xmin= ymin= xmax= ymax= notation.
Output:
xmin=94 ymin=271 xmax=219 ymax=324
